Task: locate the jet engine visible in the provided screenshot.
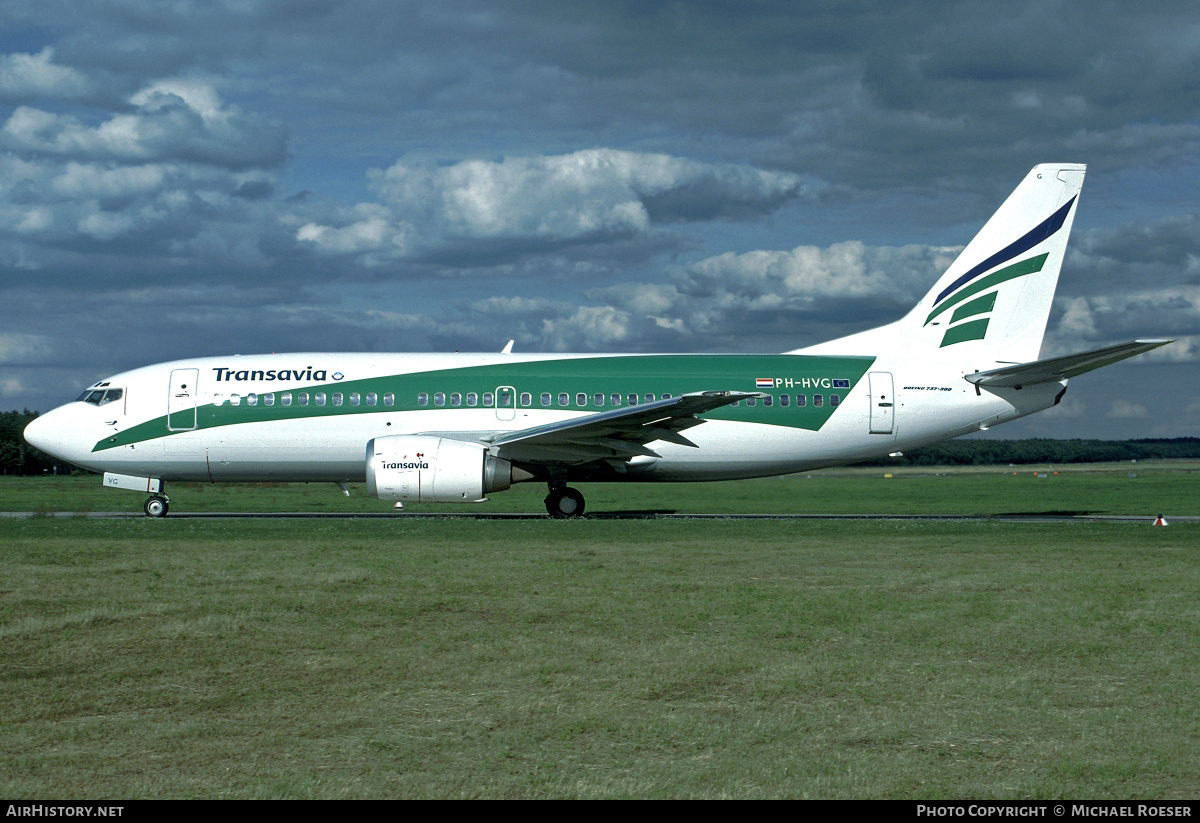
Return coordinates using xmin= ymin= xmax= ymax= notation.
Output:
xmin=365 ymin=435 xmax=526 ymax=503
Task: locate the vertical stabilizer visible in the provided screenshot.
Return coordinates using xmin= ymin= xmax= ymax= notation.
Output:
xmin=794 ymin=164 xmax=1085 ymax=363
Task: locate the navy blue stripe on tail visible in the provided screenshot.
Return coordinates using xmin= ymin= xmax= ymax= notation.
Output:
xmin=934 ymin=196 xmax=1076 ymax=306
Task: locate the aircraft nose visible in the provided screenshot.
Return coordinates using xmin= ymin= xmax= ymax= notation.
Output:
xmin=22 ymin=412 xmax=53 ymax=453
xmin=23 ymin=407 xmax=84 ymax=464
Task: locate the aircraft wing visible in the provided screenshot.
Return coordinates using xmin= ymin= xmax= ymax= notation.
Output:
xmin=964 ymin=339 xmax=1173 ymax=389
xmin=483 ymin=391 xmax=761 ymax=465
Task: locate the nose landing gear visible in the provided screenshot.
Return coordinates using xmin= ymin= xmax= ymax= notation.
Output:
xmin=143 ymin=495 xmax=170 ymax=518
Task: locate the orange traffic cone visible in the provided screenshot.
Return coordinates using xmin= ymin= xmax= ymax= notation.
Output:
xmin=1153 ymin=514 xmax=1168 ymax=526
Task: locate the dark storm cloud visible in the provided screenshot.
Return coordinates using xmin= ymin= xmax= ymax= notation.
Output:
xmin=1075 ymin=214 xmax=1200 ymax=272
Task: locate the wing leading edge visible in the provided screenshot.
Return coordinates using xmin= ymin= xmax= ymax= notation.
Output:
xmin=484 ymin=391 xmax=762 ymax=466
xmin=964 ymin=339 xmax=1173 ymax=389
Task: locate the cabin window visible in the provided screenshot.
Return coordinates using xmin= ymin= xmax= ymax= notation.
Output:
xmin=779 ymin=393 xmax=789 ymax=407
xmin=247 ymin=393 xmax=258 ymax=406
xmin=593 ymin=393 xmax=605 ymax=407
xmin=298 ymin=392 xmax=309 ymax=406
xmin=763 ymin=395 xmax=773 ymax=406
xmin=830 ymin=394 xmax=840 ymax=406
xmin=610 ymin=393 xmax=622 ymax=407
xmin=434 ymin=392 xmax=445 ymax=407
xmin=418 ymin=392 xmax=429 ymax=407
xmin=230 ymin=394 xmax=241 ymax=406
xmin=814 ymin=394 xmax=823 ymax=407
xmin=795 ymin=395 xmax=806 ymax=407
xmin=315 ymin=393 xmax=327 ymax=406
xmin=466 ymin=392 xmax=477 ymax=406
xmin=520 ymin=392 xmax=531 ymax=407
xmin=383 ymin=393 xmax=394 ymax=406
xmin=540 ymin=392 xmax=551 ymax=406
xmin=281 ymin=393 xmax=292 ymax=406
xmin=332 ymin=393 xmax=343 ymax=406
xmin=264 ymin=393 xmax=274 ymax=407
xmin=558 ymin=392 xmax=569 ymax=406
xmin=662 ymin=393 xmax=672 ymax=399
xmin=627 ymin=393 xmax=638 ymax=406
xmin=746 ymin=396 xmax=756 ymax=406
xmin=645 ymin=393 xmax=655 ymax=403
xmin=483 ymin=392 xmax=494 ymax=406
xmin=350 ymin=392 xmax=360 ymax=406
xmin=366 ymin=393 xmax=377 ymax=406
xmin=450 ymin=392 xmax=461 ymax=407
xmin=574 ymin=393 xmax=585 ymax=406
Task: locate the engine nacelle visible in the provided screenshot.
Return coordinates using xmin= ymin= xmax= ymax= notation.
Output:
xmin=365 ymin=435 xmax=516 ymax=503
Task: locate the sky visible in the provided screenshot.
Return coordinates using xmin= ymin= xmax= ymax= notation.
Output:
xmin=1 ymin=0 xmax=1198 ymax=439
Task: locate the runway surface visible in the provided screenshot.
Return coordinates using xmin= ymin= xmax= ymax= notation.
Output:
xmin=3 ymin=511 xmax=1196 ymax=522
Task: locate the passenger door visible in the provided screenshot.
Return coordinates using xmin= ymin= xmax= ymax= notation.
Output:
xmin=868 ymin=371 xmax=895 ymax=435
xmin=167 ymin=368 xmax=199 ymax=431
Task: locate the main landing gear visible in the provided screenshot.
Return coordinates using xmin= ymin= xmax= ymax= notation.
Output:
xmin=143 ymin=495 xmax=170 ymax=518
xmin=544 ymin=486 xmax=585 ymax=519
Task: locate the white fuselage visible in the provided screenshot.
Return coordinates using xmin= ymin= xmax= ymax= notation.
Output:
xmin=25 ymin=351 xmax=1063 ymax=486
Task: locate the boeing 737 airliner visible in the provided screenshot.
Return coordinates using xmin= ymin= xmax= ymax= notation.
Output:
xmin=24 ymin=164 xmax=1170 ymax=517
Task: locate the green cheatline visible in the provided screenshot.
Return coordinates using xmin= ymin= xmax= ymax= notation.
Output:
xmin=93 ymin=353 xmax=877 ymax=451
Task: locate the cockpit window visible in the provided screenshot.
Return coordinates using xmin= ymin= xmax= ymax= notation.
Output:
xmin=77 ymin=388 xmax=123 ymax=406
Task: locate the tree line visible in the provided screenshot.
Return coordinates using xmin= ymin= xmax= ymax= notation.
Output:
xmin=862 ymin=437 xmax=1200 ymax=466
xmin=1 ymin=410 xmax=59 ymax=475
xmin=3 ymin=407 xmax=1199 ymax=476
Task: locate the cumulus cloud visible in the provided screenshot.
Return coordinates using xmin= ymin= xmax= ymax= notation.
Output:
xmin=0 ymin=157 xmax=280 ymax=255
xmin=1042 ymin=288 xmax=1200 ymax=361
xmin=0 ymin=48 xmax=92 ymax=101
xmin=296 ymin=149 xmax=804 ymax=261
xmin=673 ymin=241 xmax=956 ymax=302
xmin=0 ymin=77 xmax=288 ymax=265
xmin=1055 ymin=297 xmax=1098 ymax=339
xmin=319 ymin=238 xmax=961 ymax=356
xmin=585 ymin=241 xmax=960 ymax=349
xmin=449 ymin=296 xmax=635 ymax=353
xmin=1 ymin=78 xmax=286 ymax=169
xmin=296 ymin=207 xmax=402 ymax=257
xmin=1039 ymin=212 xmax=1200 ymax=363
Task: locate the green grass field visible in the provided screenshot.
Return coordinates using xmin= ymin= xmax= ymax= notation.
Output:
xmin=3 ymin=459 xmax=1198 ymax=516
xmin=2 ymin=469 xmax=1199 ymax=798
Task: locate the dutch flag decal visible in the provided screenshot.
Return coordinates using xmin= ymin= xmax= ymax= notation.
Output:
xmin=755 ymin=378 xmax=774 ymax=388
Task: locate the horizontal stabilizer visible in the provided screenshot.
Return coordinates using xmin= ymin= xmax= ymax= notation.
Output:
xmin=964 ymin=339 xmax=1173 ymax=389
